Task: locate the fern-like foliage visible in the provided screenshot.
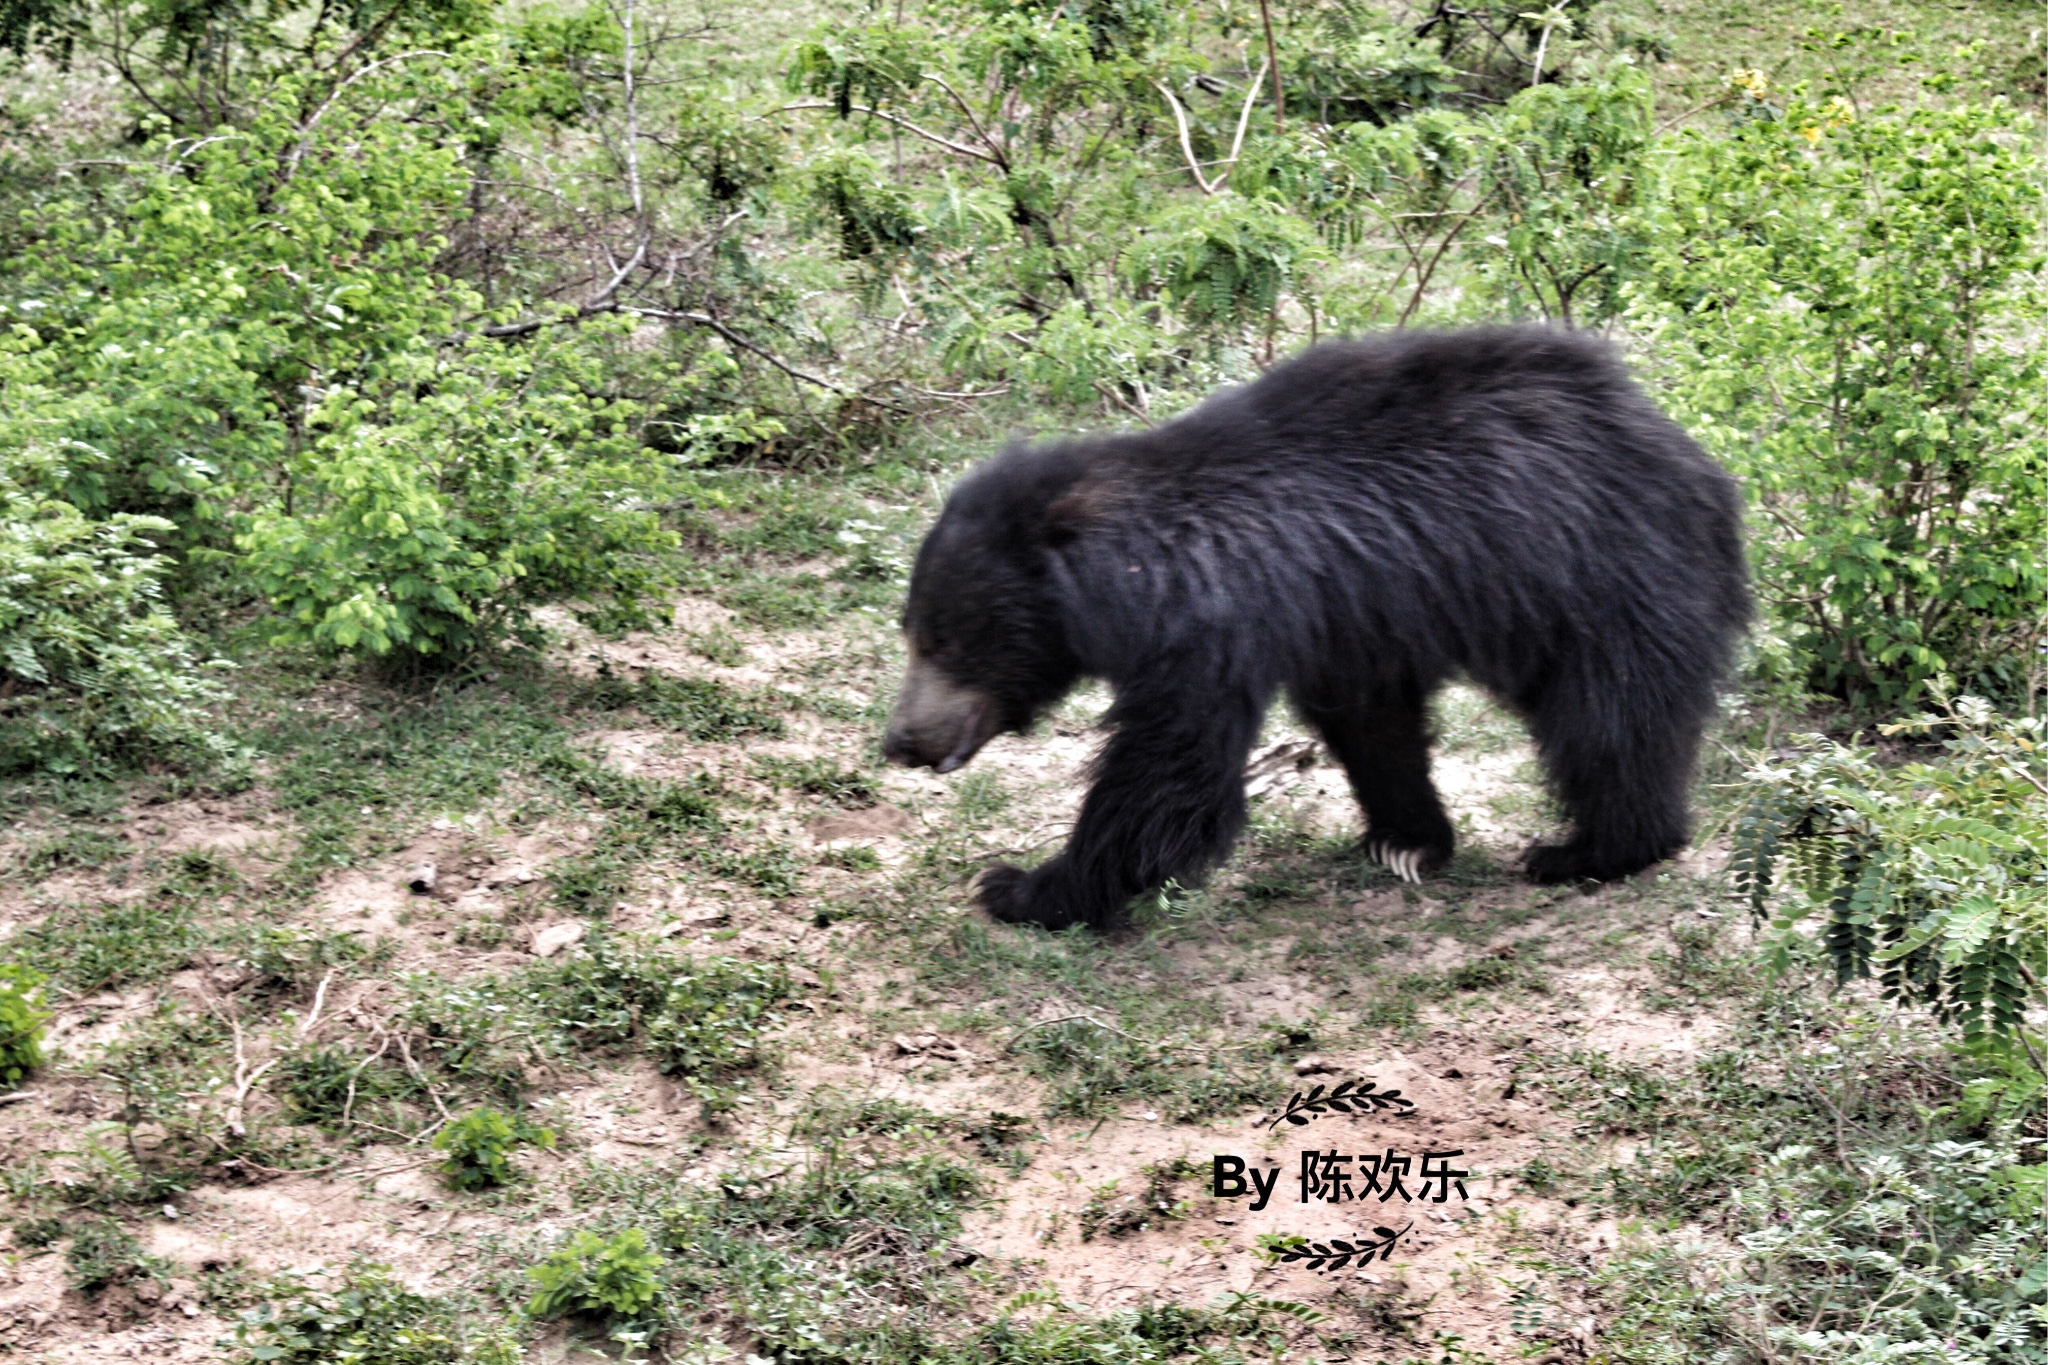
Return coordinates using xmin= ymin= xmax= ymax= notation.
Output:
xmin=1729 ymin=695 xmax=2046 ymax=1054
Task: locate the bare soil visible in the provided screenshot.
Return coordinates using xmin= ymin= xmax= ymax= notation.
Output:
xmin=0 ymin=598 xmax=1735 ymax=1360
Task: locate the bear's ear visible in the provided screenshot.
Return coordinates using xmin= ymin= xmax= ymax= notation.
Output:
xmin=1042 ymin=476 xmax=1115 ymax=547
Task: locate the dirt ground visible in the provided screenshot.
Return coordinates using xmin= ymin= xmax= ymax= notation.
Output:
xmin=0 ymin=597 xmax=1745 ymax=1360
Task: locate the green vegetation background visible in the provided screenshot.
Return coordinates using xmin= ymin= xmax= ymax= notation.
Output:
xmin=0 ymin=0 xmax=2041 ymax=1360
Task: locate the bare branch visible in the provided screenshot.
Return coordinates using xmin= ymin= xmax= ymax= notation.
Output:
xmin=627 ymin=307 xmax=850 ymax=395
xmin=921 ymin=74 xmax=1008 ymax=170
xmin=1154 ymin=81 xmax=1217 ymax=195
xmin=781 ymin=101 xmax=1006 ymax=167
xmin=1256 ymin=0 xmax=1285 ymax=133
xmin=297 ymin=969 xmax=338 ymax=1040
xmin=1223 ymin=60 xmax=1268 ymax=177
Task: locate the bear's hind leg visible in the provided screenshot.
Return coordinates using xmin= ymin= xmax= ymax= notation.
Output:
xmin=1520 ymin=683 xmax=1701 ymax=884
xmin=1296 ymin=686 xmax=1454 ymax=883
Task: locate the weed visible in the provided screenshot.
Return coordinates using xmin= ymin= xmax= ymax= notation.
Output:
xmin=13 ymin=1214 xmax=63 ymax=1248
xmin=1013 ymin=1017 xmax=1271 ymax=1121
xmin=526 ymin=1226 xmax=666 ymax=1322
xmin=1514 ymin=1154 xmax=1561 ymax=1195
xmin=19 ymin=825 xmax=125 ymax=876
xmin=1078 ymin=1159 xmax=1196 ymax=1240
xmin=1646 ymin=918 xmax=1750 ymax=1005
xmin=275 ymin=1045 xmax=426 ymax=1133
xmin=582 ymin=669 xmax=786 ymax=742
xmin=752 ymin=754 xmax=878 ymax=807
xmin=433 ymin=1108 xmax=555 ymax=1191
xmin=0 ymin=962 xmax=48 ymax=1085
xmin=819 ymin=844 xmax=882 ymax=872
xmin=1361 ymin=990 xmax=1423 ymax=1032
xmin=962 ymin=1111 xmax=1034 ymax=1164
xmin=792 ymin=1090 xmax=940 ymax=1141
xmin=233 ymin=925 xmax=374 ymax=993
xmin=708 ymin=840 xmax=805 ymax=897
xmin=14 ymin=896 xmax=206 ymax=993
xmin=645 ymin=956 xmax=790 ymax=1086
xmin=1432 ymin=685 xmax=1529 ymax=757
xmin=688 ymin=629 xmax=749 ymax=667
xmin=715 ymin=573 xmax=837 ymax=627
xmin=404 ymin=975 xmax=548 ymax=1102
xmin=529 ymin=929 xmax=685 ymax=1051
xmin=65 ymin=1217 xmax=162 ymax=1294
xmin=544 ymin=847 xmax=634 ymax=919
xmin=1444 ymin=945 xmax=1545 ymax=993
xmin=232 ymin=1261 xmax=521 ymax=1364
xmin=266 ymin=679 xmax=564 ymax=879
xmin=950 ymin=770 xmax=1012 ymax=823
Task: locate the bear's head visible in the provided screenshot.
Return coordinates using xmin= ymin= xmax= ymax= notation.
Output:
xmin=882 ymin=443 xmax=1102 ymax=771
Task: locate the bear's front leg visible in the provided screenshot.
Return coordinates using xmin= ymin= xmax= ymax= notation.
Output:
xmin=976 ymin=686 xmax=1265 ymax=931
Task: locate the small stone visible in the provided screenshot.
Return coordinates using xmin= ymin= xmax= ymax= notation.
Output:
xmin=531 ymin=921 xmax=588 ymax=958
xmin=407 ymin=861 xmax=438 ymax=895
xmin=1293 ymin=1055 xmax=1337 ymax=1076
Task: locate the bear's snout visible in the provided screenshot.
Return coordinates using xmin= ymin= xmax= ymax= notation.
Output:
xmin=885 ymin=649 xmax=1000 ymax=772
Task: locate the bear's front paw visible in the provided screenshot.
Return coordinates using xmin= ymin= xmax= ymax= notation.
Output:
xmin=1364 ymin=835 xmax=1452 ymax=884
xmin=973 ymin=863 xmax=1032 ymax=919
xmin=973 ymin=864 xmax=1084 ymax=930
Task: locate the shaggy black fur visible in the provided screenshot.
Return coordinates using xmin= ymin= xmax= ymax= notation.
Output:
xmin=898 ymin=327 xmax=1750 ymax=931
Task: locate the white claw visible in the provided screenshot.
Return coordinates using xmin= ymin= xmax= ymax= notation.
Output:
xmin=1401 ymin=850 xmax=1420 ymax=883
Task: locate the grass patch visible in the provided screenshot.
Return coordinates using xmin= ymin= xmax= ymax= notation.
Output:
xmin=15 ymin=897 xmax=207 ymax=994
xmin=752 ymin=754 xmax=879 ymax=807
xmin=576 ymin=667 xmax=786 ymax=741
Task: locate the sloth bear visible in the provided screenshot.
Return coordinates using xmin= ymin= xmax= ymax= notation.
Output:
xmin=883 ymin=327 xmax=1750 ymax=932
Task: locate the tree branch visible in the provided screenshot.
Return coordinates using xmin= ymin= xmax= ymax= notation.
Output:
xmin=782 ymin=101 xmax=1005 ymax=167
xmin=627 ymin=307 xmax=848 ymax=394
xmin=283 ymin=50 xmax=448 ymax=181
xmin=1154 ymin=81 xmax=1217 ymax=195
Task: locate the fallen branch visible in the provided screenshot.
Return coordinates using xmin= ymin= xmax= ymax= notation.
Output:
xmin=224 ymin=1015 xmax=278 ymax=1140
xmin=296 ymin=969 xmax=338 ymax=1040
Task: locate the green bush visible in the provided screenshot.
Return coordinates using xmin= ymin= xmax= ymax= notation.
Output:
xmin=432 ymin=1108 xmax=555 ymax=1192
xmin=525 ymin=1226 xmax=665 ymax=1322
xmin=0 ymin=366 xmax=226 ymax=775
xmin=1126 ymin=193 xmax=1323 ymax=334
xmin=1472 ymin=66 xmax=1655 ymax=327
xmin=236 ymin=327 xmax=678 ymax=658
xmin=1733 ymin=695 xmax=2046 ymax=1065
xmin=1636 ymin=99 xmax=2045 ymax=708
xmin=12 ymin=54 xmax=680 ymax=666
xmin=0 ymin=963 xmax=47 ymax=1087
